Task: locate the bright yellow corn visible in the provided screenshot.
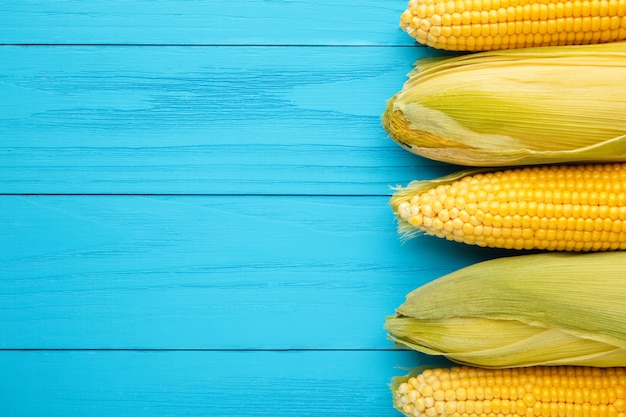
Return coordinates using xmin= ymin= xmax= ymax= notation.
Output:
xmin=385 ymin=251 xmax=626 ymax=368
xmin=392 ymin=365 xmax=626 ymax=417
xmin=400 ymin=0 xmax=626 ymax=51
xmin=390 ymin=163 xmax=626 ymax=251
xmin=382 ymin=42 xmax=626 ymax=167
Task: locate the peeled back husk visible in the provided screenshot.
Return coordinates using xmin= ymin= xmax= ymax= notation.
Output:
xmin=382 ymin=42 xmax=626 ymax=167
xmin=385 ymin=251 xmax=626 ymax=368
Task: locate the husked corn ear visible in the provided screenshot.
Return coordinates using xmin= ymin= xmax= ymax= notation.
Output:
xmin=382 ymin=42 xmax=626 ymax=167
xmin=392 ymin=365 xmax=626 ymax=417
xmin=390 ymin=163 xmax=626 ymax=251
xmin=400 ymin=0 xmax=626 ymax=51
xmin=385 ymin=252 xmax=626 ymax=368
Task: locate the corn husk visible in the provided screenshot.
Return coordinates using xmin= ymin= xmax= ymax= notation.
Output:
xmin=382 ymin=42 xmax=626 ymax=167
xmin=385 ymin=251 xmax=626 ymax=368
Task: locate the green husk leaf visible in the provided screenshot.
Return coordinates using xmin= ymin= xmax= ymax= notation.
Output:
xmin=384 ymin=251 xmax=626 ymax=368
xmin=382 ymin=42 xmax=626 ymax=166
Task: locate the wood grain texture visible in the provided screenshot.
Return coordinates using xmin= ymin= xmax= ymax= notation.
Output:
xmin=1 ymin=2 xmax=492 ymax=416
xmin=0 ymin=0 xmax=415 ymax=46
xmin=0 ymin=195 xmax=508 ymax=349
xmin=0 ymin=45 xmax=457 ymax=195
xmin=0 ymin=350 xmax=454 ymax=417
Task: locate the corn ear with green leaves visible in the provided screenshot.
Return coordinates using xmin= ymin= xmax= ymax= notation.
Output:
xmin=385 ymin=251 xmax=626 ymax=368
xmin=382 ymin=42 xmax=626 ymax=167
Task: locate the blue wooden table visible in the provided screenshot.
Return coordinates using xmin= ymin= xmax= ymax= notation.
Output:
xmin=1 ymin=2 xmax=509 ymax=415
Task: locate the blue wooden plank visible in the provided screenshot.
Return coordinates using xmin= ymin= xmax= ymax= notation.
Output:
xmin=0 ymin=350 xmax=454 ymax=417
xmin=0 ymin=195 xmax=509 ymax=349
xmin=0 ymin=45 xmax=457 ymax=195
xmin=0 ymin=1 xmax=533 ymax=416
xmin=0 ymin=0 xmax=416 ymax=46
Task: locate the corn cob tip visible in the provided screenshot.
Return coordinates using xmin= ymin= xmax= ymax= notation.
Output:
xmin=383 ymin=98 xmax=414 ymax=151
xmin=383 ymin=98 xmax=473 ymax=166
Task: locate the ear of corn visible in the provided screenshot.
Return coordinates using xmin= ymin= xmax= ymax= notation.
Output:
xmin=399 ymin=0 xmax=626 ymax=51
xmin=392 ymin=365 xmax=626 ymax=417
xmin=390 ymin=163 xmax=626 ymax=251
xmin=384 ymin=251 xmax=626 ymax=368
xmin=382 ymin=42 xmax=626 ymax=167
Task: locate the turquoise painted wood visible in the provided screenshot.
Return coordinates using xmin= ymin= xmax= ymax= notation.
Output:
xmin=0 ymin=45 xmax=456 ymax=195
xmin=0 ymin=195 xmax=508 ymax=350
xmin=0 ymin=350 xmax=455 ymax=417
xmin=0 ymin=1 xmax=414 ymax=46
xmin=0 ymin=1 xmax=502 ymax=416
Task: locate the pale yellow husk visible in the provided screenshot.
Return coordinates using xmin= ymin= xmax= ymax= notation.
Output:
xmin=382 ymin=42 xmax=626 ymax=167
xmin=384 ymin=251 xmax=626 ymax=368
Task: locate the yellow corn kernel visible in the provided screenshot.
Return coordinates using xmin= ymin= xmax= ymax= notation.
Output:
xmin=392 ymin=366 xmax=626 ymax=417
xmin=400 ymin=0 xmax=626 ymax=50
xmin=390 ymin=163 xmax=626 ymax=251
